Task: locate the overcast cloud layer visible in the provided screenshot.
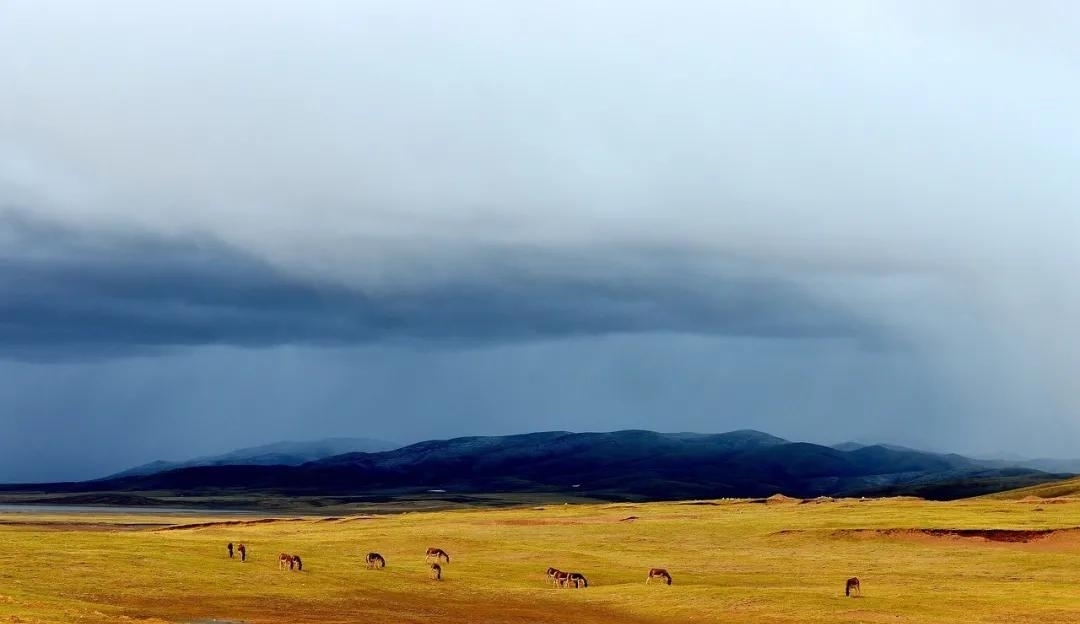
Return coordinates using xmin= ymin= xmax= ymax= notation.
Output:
xmin=1 ymin=1 xmax=1078 ymax=481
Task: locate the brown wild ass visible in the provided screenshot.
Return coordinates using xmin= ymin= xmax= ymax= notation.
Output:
xmin=430 ymin=563 xmax=442 ymax=580
xmin=425 ymin=547 xmax=450 ymax=564
xmin=846 ymin=577 xmax=861 ymax=596
xmin=366 ymin=552 xmax=386 ymax=569
xmin=550 ymin=569 xmax=571 ymax=588
xmin=278 ymin=553 xmax=303 ymax=571
xmin=646 ymin=568 xmax=673 ymax=585
xmin=567 ymin=572 xmax=588 ymax=588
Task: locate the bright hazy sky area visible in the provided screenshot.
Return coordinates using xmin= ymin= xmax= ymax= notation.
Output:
xmin=1 ymin=1 xmax=1078 ymax=480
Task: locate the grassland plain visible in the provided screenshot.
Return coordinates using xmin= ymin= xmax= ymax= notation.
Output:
xmin=2 ymin=497 xmax=1080 ymax=623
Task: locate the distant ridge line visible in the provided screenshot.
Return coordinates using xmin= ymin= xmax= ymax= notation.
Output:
xmin=3 ymin=428 xmax=1068 ymax=502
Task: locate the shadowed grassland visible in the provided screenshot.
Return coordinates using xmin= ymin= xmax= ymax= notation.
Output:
xmin=0 ymin=490 xmax=610 ymax=514
xmin=2 ymin=497 xmax=1080 ymax=623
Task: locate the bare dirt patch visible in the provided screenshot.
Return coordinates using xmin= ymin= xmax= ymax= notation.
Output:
xmin=825 ymin=528 xmax=1080 ymax=543
xmin=765 ymin=494 xmax=801 ymax=505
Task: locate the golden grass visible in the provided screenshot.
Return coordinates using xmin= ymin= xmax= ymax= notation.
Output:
xmin=981 ymin=475 xmax=1080 ymax=500
xmin=3 ymin=497 xmax=1080 ymax=623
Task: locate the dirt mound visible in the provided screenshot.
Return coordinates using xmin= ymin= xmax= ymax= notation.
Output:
xmin=800 ymin=496 xmax=836 ymax=504
xmin=765 ymin=494 xmax=800 ymax=505
xmin=830 ymin=527 xmax=1080 ymax=543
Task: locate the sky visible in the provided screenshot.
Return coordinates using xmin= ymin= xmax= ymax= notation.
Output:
xmin=1 ymin=1 xmax=1078 ymax=481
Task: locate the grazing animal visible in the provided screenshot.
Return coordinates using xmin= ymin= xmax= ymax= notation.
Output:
xmin=646 ymin=568 xmax=672 ymax=585
xmin=278 ymin=553 xmax=303 ymax=571
xmin=366 ymin=552 xmax=386 ymax=569
xmin=546 ymin=567 xmax=561 ymax=583
xmin=846 ymin=577 xmax=861 ymax=597
xmin=551 ymin=570 xmax=571 ymax=588
xmin=425 ymin=547 xmax=450 ymax=564
xmin=227 ymin=542 xmax=234 ymax=559
xmin=430 ymin=563 xmax=442 ymax=581
xmin=567 ymin=572 xmax=588 ymax=588
xmin=237 ymin=543 xmax=247 ymax=562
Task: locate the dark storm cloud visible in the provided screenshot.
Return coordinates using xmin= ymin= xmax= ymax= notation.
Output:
xmin=0 ymin=1 xmax=1078 ymax=481
xmin=0 ymin=211 xmax=871 ymax=359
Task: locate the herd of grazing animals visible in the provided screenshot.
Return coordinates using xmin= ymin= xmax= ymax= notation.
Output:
xmin=225 ymin=541 xmax=862 ymax=596
xmin=277 ymin=553 xmax=303 ymax=571
xmin=545 ymin=567 xmax=589 ymax=588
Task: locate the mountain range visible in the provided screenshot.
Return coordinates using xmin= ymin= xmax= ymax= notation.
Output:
xmin=11 ymin=429 xmax=1067 ymax=502
xmin=102 ymin=437 xmax=401 ymax=479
